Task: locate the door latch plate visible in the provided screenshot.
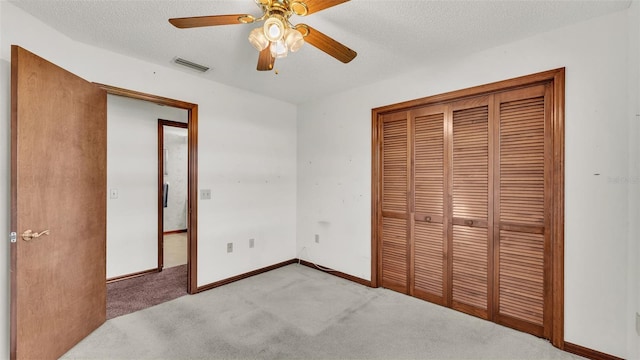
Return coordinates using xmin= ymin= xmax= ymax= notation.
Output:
xmin=10 ymin=232 xmax=17 ymax=243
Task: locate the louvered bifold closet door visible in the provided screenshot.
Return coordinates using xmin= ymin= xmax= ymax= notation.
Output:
xmin=494 ymin=85 xmax=550 ymax=337
xmin=450 ymin=98 xmax=493 ymax=319
xmin=380 ymin=112 xmax=410 ymax=293
xmin=412 ymin=105 xmax=447 ymax=304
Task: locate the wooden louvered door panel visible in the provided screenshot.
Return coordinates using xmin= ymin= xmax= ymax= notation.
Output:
xmin=412 ymin=105 xmax=447 ymax=305
xmin=494 ymin=85 xmax=551 ymax=337
xmin=380 ymin=112 xmax=410 ymax=293
xmin=450 ymin=98 xmax=493 ymax=319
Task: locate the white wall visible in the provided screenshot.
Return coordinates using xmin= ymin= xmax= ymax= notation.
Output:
xmin=163 ymin=129 xmax=188 ymax=232
xmin=628 ymin=2 xmax=640 ymax=358
xmin=107 ymin=95 xmax=187 ymax=278
xmin=297 ymin=7 xmax=635 ymax=359
xmin=0 ymin=2 xmax=297 ymax=358
xmin=198 ymin=94 xmax=297 ymax=282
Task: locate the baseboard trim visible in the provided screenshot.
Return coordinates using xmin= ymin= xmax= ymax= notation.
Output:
xmin=297 ymin=259 xmax=372 ymax=287
xmin=194 ymin=259 xmax=372 ymax=294
xmin=563 ymin=342 xmax=623 ymax=360
xmin=163 ymin=229 xmax=187 ymax=235
xmin=106 ymin=268 xmax=159 ymax=284
xmin=195 ymin=259 xmax=298 ymax=293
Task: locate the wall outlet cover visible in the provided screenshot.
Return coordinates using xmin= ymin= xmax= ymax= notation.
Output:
xmin=249 ymin=238 xmax=255 ymax=248
xmin=314 ymin=234 xmax=320 ymax=243
xmin=227 ymin=242 xmax=233 ymax=253
xmin=200 ymin=189 xmax=212 ymax=200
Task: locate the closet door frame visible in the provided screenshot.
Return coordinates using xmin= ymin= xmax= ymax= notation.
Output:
xmin=371 ymin=68 xmax=565 ymax=349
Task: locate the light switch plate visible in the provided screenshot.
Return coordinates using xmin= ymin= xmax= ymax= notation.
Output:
xmin=227 ymin=242 xmax=233 ymax=253
xmin=109 ymin=188 xmax=118 ymax=199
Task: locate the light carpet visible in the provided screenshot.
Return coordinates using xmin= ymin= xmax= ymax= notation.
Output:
xmin=62 ymin=264 xmax=583 ymax=359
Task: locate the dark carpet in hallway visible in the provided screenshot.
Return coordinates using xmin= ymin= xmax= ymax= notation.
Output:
xmin=107 ymin=264 xmax=187 ymax=319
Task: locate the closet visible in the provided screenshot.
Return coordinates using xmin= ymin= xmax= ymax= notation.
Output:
xmin=373 ymin=70 xmax=564 ymax=343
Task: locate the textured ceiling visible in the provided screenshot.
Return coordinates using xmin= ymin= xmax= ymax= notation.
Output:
xmin=9 ymin=0 xmax=631 ymax=104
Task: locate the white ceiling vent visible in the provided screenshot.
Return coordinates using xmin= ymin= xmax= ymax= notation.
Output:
xmin=174 ymin=57 xmax=210 ymax=73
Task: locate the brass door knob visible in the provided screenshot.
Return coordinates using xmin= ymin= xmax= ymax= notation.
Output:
xmin=22 ymin=229 xmax=50 ymax=241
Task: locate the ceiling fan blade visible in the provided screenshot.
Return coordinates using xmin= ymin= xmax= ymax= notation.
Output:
xmin=298 ymin=25 xmax=357 ymax=63
xmin=169 ymin=14 xmax=253 ymax=29
xmin=292 ymin=0 xmax=350 ymax=15
xmin=257 ymin=48 xmax=275 ymax=71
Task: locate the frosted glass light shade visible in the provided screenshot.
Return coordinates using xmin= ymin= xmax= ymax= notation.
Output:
xmin=263 ymin=17 xmax=285 ymax=42
xmin=270 ymin=40 xmax=288 ymax=59
xmin=248 ymin=27 xmax=269 ymax=51
xmin=284 ymin=29 xmax=304 ymax=52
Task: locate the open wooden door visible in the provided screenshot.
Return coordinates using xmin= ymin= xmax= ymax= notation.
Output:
xmin=10 ymin=46 xmax=107 ymax=360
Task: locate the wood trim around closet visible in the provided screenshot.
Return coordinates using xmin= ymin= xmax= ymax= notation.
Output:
xmin=550 ymin=69 xmax=565 ymax=348
xmin=95 ymin=83 xmax=200 ymax=295
xmin=370 ymin=68 xmax=565 ymax=348
xmin=374 ymin=69 xmax=564 ymax=114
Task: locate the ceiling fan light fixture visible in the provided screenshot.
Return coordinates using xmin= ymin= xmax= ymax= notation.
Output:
xmin=284 ymin=28 xmax=304 ymax=52
xmin=270 ymin=39 xmax=288 ymax=58
xmin=168 ymin=0 xmax=357 ymax=71
xmin=248 ymin=27 xmax=269 ymax=51
xmin=263 ymin=16 xmax=285 ymax=42
xmin=290 ymin=1 xmax=308 ymax=16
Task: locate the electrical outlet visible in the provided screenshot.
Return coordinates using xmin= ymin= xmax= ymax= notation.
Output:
xmin=315 ymin=234 xmax=320 ymax=243
xmin=200 ymin=189 xmax=212 ymax=200
xmin=249 ymin=238 xmax=255 ymax=248
xmin=227 ymin=242 xmax=233 ymax=253
xmin=109 ymin=188 xmax=118 ymax=199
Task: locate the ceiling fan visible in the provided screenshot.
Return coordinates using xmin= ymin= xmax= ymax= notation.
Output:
xmin=169 ymin=0 xmax=357 ymax=71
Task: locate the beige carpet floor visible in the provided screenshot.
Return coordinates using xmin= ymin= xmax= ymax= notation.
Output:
xmin=63 ymin=264 xmax=584 ymax=360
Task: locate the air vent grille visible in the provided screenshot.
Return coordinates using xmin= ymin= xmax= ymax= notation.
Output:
xmin=174 ymin=57 xmax=210 ymax=73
